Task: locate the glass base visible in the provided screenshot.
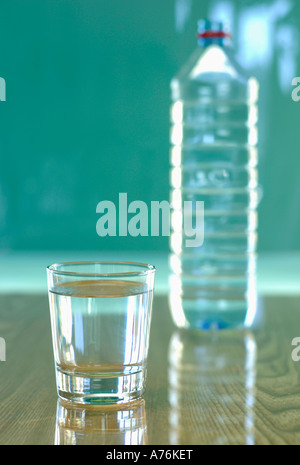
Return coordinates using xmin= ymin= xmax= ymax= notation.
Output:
xmin=56 ymin=366 xmax=146 ymax=405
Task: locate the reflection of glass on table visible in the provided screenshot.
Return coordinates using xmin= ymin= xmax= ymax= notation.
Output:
xmin=55 ymin=398 xmax=148 ymax=445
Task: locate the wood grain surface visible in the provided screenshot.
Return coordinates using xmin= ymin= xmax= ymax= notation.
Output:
xmin=1 ymin=293 xmax=300 ymax=445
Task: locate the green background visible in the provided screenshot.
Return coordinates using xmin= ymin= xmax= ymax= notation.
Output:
xmin=1 ymin=0 xmax=300 ymax=254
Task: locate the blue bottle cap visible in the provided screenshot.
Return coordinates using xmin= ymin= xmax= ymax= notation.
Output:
xmin=197 ymin=19 xmax=231 ymax=47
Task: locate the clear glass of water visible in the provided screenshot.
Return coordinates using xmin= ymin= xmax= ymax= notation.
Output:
xmin=47 ymin=261 xmax=156 ymax=405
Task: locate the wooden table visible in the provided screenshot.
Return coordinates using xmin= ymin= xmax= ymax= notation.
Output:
xmin=1 ymin=292 xmax=300 ymax=445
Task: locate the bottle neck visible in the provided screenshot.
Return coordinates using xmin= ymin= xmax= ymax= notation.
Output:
xmin=197 ymin=30 xmax=231 ymax=48
xmin=197 ymin=20 xmax=231 ymax=48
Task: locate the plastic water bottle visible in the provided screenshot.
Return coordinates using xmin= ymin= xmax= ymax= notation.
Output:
xmin=169 ymin=19 xmax=259 ymax=330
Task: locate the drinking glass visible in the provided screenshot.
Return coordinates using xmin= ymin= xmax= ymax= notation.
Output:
xmin=47 ymin=261 xmax=155 ymax=404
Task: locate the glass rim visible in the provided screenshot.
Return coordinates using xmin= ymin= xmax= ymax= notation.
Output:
xmin=46 ymin=260 xmax=156 ymax=278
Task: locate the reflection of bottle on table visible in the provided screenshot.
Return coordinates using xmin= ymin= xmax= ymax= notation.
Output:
xmin=168 ymin=329 xmax=257 ymax=445
xmin=55 ymin=398 xmax=148 ymax=445
xmin=169 ymin=19 xmax=259 ymax=330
